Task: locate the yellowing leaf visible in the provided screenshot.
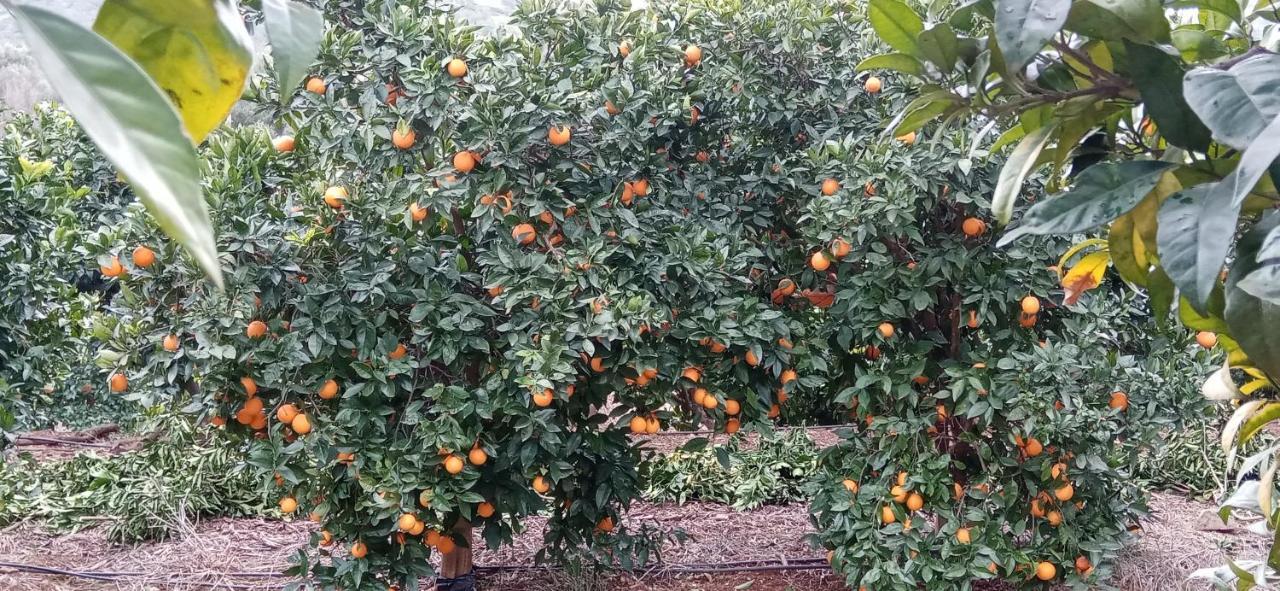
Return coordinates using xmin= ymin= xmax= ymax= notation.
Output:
xmin=1061 ymin=250 xmax=1110 ymax=305
xmin=93 ymin=0 xmax=253 ymax=144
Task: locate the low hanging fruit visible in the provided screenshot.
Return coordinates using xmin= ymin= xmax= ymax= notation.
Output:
xmin=469 ymin=445 xmax=488 ymax=466
xmin=684 ymin=44 xmax=703 ymax=66
xmin=291 ymin=414 xmax=312 ymax=434
xmin=532 ymin=475 xmax=551 ymax=494
xmin=350 ymin=541 xmax=367 ymax=559
xmin=512 ymin=223 xmax=537 ymax=246
xmin=279 ymin=496 xmax=298 ymax=513
xmin=241 ymin=376 xmax=258 ymax=396
xmin=446 ymin=58 xmax=467 ymax=78
xmin=864 ymin=76 xmax=883 ymax=93
xmin=273 ymin=135 xmax=296 ymax=152
xmin=810 ymin=251 xmax=831 ymax=271
xmin=877 ymin=322 xmax=895 ymax=339
xmin=618 ymin=40 xmax=631 ymax=57
xmin=109 ymin=373 xmax=128 ymax=393
xmin=1196 ymin=331 xmax=1218 ymax=349
xmin=444 ymin=454 xmax=465 ymax=474
xmin=533 ymin=388 xmax=554 ymax=407
xmin=962 ymin=217 xmax=986 ymax=237
xmin=131 ymin=245 xmax=155 ymax=268
xmin=323 ymin=186 xmax=348 ymax=209
xmin=305 ymin=77 xmax=326 ymax=95
xmin=830 ymin=238 xmax=851 ymax=259
xmin=1020 ymin=295 xmax=1041 ymax=315
xmin=477 ymin=502 xmax=496 ymax=518
xmin=162 ymin=334 xmax=180 ymax=352
xmin=409 ymin=203 xmax=428 ymax=222
xmin=1109 ymin=391 xmax=1129 ymax=411
xmin=246 ymin=320 xmax=268 ymax=339
xmin=453 ymin=150 xmax=476 ymax=173
xmin=319 ymin=378 xmax=340 ymax=400
xmin=389 ymin=343 xmax=408 ymax=360
xmin=821 ymin=178 xmax=840 ymax=196
xmin=1035 ymin=562 xmax=1056 ymax=581
xmin=548 ymin=125 xmax=572 ymax=146
xmin=896 ymin=131 xmax=916 ymax=145
xmin=392 ymin=126 xmax=416 ymax=150
xmin=100 ymin=256 xmax=124 ymax=277
xmin=276 ymin=403 xmax=299 ymax=423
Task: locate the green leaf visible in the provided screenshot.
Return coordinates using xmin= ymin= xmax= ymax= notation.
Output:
xmin=1000 ymin=161 xmax=1174 ymax=245
xmin=1239 ymin=402 xmax=1280 ymax=447
xmin=5 ymin=1 xmax=221 ymax=287
xmin=1065 ymin=0 xmax=1170 ymax=43
xmin=263 ymin=0 xmax=325 ymax=101
xmin=993 ymin=0 xmax=1070 ymax=71
xmin=1149 ymin=265 xmax=1176 ymax=324
xmin=1227 ymin=212 xmax=1280 ymax=382
xmin=1171 ymin=0 xmax=1242 ymax=23
xmin=918 ymin=23 xmax=960 ymax=72
xmin=890 ymin=92 xmax=963 ymax=136
xmin=1184 ymin=54 xmax=1280 ymax=151
xmin=1171 ymin=28 xmax=1229 ymax=62
xmin=1239 ymin=225 xmax=1280 ymax=304
xmin=1159 ymin=114 xmax=1280 ymax=312
xmin=1124 ymin=41 xmax=1211 ymax=151
xmin=869 ymin=0 xmax=924 ymax=56
xmin=92 ymin=0 xmax=253 ymax=144
xmin=992 ymin=123 xmax=1056 ymax=226
xmin=855 ymin=53 xmax=925 ymax=76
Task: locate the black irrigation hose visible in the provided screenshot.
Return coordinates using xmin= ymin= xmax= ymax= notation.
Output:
xmin=0 ymin=557 xmax=834 ymax=587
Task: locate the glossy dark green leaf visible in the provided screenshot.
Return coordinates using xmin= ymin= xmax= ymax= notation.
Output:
xmin=1171 ymin=28 xmax=1229 ymax=62
xmin=1000 ymin=161 xmax=1175 ymax=245
xmin=1239 ymin=224 xmax=1280 ymax=305
xmin=869 ymin=0 xmax=924 ymax=56
xmin=1065 ymin=0 xmax=1170 ymax=43
xmin=1171 ymin=0 xmax=1242 ymax=22
xmin=1124 ymin=41 xmax=1211 ymax=151
xmin=5 ymin=1 xmax=221 ymax=287
xmin=919 ymin=23 xmax=960 ymax=72
xmin=891 ymin=92 xmax=963 ymax=135
xmin=1149 ymin=265 xmax=1175 ymax=325
xmin=993 ymin=0 xmax=1070 ymax=71
xmin=263 ymin=0 xmax=325 ymax=101
xmin=1184 ymin=54 xmax=1280 ymax=151
xmin=1227 ymin=212 xmax=1280 ymax=382
xmin=855 ymin=53 xmax=925 ymax=77
xmin=993 ymin=124 xmax=1055 ymax=225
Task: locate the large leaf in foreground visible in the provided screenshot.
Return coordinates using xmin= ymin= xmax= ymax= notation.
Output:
xmin=1184 ymin=54 xmax=1280 ymax=151
xmin=93 ymin=0 xmax=253 ymax=144
xmin=994 ymin=0 xmax=1070 ymax=72
xmin=5 ymin=1 xmax=221 ymax=287
xmin=999 ymin=161 xmax=1174 ymax=245
xmin=1227 ymin=212 xmax=1280 ymax=383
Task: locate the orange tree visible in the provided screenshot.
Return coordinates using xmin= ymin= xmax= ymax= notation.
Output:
xmin=77 ymin=0 xmax=1190 ymax=589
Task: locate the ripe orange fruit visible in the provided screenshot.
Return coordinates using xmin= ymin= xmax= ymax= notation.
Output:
xmin=777 ymin=337 xmax=793 ymax=350
xmin=1024 ymin=437 xmax=1043 ymax=457
xmin=605 ymin=100 xmax=621 ymax=115
xmin=629 ymin=415 xmax=648 ymax=434
xmin=305 ymin=77 xmax=326 ymax=95
xmin=425 ymin=530 xmax=442 ymax=546
xmin=241 ymin=376 xmax=258 ymax=396
xmin=100 ymin=255 xmax=124 ymax=277
xmin=319 ymin=530 xmax=333 ymax=546
xmin=436 ymin=536 xmax=456 ymax=554
xmin=877 ymin=322 xmax=895 ymax=339
xmin=1047 ymin=510 xmax=1063 ymax=526
xmin=109 ymin=373 xmax=128 ymax=393
xmin=389 ymin=343 xmax=408 ymax=360
xmin=962 ymin=217 xmax=986 ymax=237
xmin=842 ymin=479 xmax=859 ymax=494
xmin=1030 ymin=498 xmax=1047 ymax=518
xmin=469 ymin=446 xmax=488 ymax=466
xmin=1035 ymin=562 xmax=1056 ymax=581
xmin=777 ymin=278 xmax=797 ymax=296
xmin=512 ymin=223 xmax=537 ymax=245
xmin=1109 ymin=391 xmax=1130 ymax=411
xmin=596 ymin=516 xmax=615 ymax=533
xmin=532 ymin=475 xmax=551 ymax=494
xmin=890 ymin=485 xmax=908 ymax=504
xmin=692 ymin=387 xmax=709 ymax=406
xmin=444 ymin=454 xmax=465 ymax=474
xmin=906 ymin=492 xmax=924 ymax=511
xmin=350 ymin=540 xmax=367 ymax=559
xmin=477 ymin=501 xmax=496 ymax=518
xmin=682 ymin=367 xmax=702 ymax=382
xmin=246 ymin=320 xmax=268 ymax=339
xmin=162 ymin=334 xmax=180 ymax=352
xmin=1021 ymin=296 xmax=1041 ymax=315
xmin=768 ymin=403 xmax=781 ymax=418
xmin=881 ymin=505 xmax=897 ymax=524
xmin=684 ymin=44 xmax=703 ymax=66
xmin=548 ymin=125 xmax=572 ymax=146
xmin=1196 ymin=331 xmax=1218 ymax=349
xmin=291 ymin=414 xmax=312 ymax=434
xmin=724 ymin=399 xmax=741 ymax=415
xmin=1018 ymin=312 xmax=1038 ymax=328
xmin=744 ymin=350 xmax=760 ymax=367
xmin=896 ymin=131 xmax=917 ymax=145
xmin=319 ymin=379 xmax=340 ymax=400
xmin=590 ymin=357 xmax=605 ymax=372
xmin=131 ymin=245 xmax=155 ymax=268
xmin=280 ymin=496 xmax=298 ymax=513
xmin=276 ymin=403 xmax=299 ymax=424
xmin=821 ymin=178 xmax=840 ymax=196
xmin=967 ymin=310 xmax=979 ymax=329
xmin=830 ymin=238 xmax=852 ymax=259
xmin=725 ymin=418 xmax=741 ymax=434
xmin=956 ymin=527 xmax=971 ymax=544
xmin=645 ymin=416 xmax=660 ymax=433
xmin=1054 ymin=483 xmax=1074 ymax=502
xmin=1075 ymin=556 xmax=1092 ymax=573
xmin=781 ymin=369 xmax=797 ymax=384
xmin=641 ymin=367 xmax=659 ymax=380
xmin=446 ymin=58 xmax=467 ymax=78
xmin=453 ymin=150 xmax=476 ymax=173
xmin=273 ymin=135 xmax=296 ymax=152
xmin=323 ymin=186 xmax=347 ymax=209
xmin=392 ymin=127 xmax=416 ymax=150
xmin=810 ymin=251 xmax=831 ymax=271
xmin=701 ymin=392 xmax=719 ymax=409
xmin=408 ymin=202 xmax=428 ymax=223
xmin=619 ymin=40 xmax=631 ymax=57
xmin=864 ymin=76 xmax=883 ymax=93
xmin=398 ymin=513 xmax=418 ymax=531
xmin=632 ymin=178 xmax=650 ymax=196
xmin=533 ymin=388 xmax=554 ymax=407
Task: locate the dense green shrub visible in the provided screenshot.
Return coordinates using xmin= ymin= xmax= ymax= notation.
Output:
xmin=641 ymin=429 xmax=819 ymax=509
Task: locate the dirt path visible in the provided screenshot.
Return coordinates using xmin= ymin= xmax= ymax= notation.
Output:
xmin=0 ymin=491 xmax=1267 ymax=590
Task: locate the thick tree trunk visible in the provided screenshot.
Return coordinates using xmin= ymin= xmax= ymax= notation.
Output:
xmin=438 ymin=520 xmax=475 ymax=590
